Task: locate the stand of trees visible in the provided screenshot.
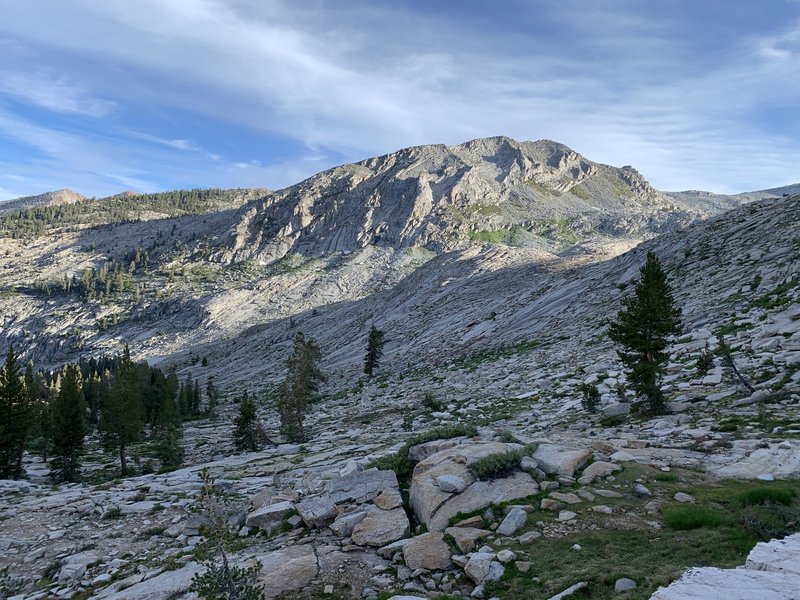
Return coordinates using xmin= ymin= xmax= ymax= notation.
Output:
xmin=0 ymin=344 xmax=201 ymax=481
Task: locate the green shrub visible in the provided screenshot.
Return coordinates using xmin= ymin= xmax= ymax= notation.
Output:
xmin=421 ymin=392 xmax=444 ymax=412
xmin=664 ymin=506 xmax=728 ymax=530
xmin=600 ymin=414 xmax=625 ymax=427
xmin=696 ymin=350 xmax=714 ymax=376
xmin=579 ymin=382 xmax=600 ymax=413
xmin=471 ymin=446 xmax=532 ymax=481
xmin=102 ymin=507 xmax=123 ymax=520
xmin=654 ymin=472 xmax=677 ymax=482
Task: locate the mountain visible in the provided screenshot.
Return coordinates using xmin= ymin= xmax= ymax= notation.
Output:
xmin=0 ymin=188 xmax=86 ymax=214
xmin=221 ymin=136 xmax=750 ymax=265
xmin=0 ymin=137 xmax=791 ymax=380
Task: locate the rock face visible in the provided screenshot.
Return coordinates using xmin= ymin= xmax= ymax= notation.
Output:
xmin=410 ymin=441 xmax=540 ymax=531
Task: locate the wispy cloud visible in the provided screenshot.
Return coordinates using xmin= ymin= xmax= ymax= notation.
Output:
xmin=0 ymin=70 xmax=115 ymax=116
xmin=0 ymin=0 xmax=799 ymax=196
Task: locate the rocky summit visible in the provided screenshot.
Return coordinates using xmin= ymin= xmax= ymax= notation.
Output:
xmin=0 ymin=136 xmax=799 ymax=600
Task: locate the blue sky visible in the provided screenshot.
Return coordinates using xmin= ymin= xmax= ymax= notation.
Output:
xmin=0 ymin=0 xmax=799 ymax=200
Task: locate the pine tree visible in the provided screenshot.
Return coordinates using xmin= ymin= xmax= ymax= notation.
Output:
xmin=153 ymin=386 xmax=184 ymax=470
xmin=233 ymin=391 xmax=265 ymax=452
xmin=608 ymin=252 xmax=682 ymax=414
xmin=192 ymin=380 xmax=201 ymax=415
xmin=205 ymin=377 xmax=219 ymax=421
xmin=363 ymin=324 xmax=385 ymax=379
xmin=279 ymin=332 xmax=324 ymax=443
xmin=0 ymin=346 xmax=32 ymax=479
xmin=98 ymin=346 xmax=143 ymax=476
xmin=50 ymin=364 xmax=86 ymax=482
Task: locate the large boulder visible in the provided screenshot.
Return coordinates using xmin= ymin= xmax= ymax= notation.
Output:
xmin=258 ymin=545 xmax=319 ymax=598
xmin=532 ymin=444 xmax=592 ymax=476
xmin=402 ymin=532 xmax=452 ymax=570
xmin=410 ymin=441 xmax=539 ymax=531
xmin=351 ymin=506 xmax=410 ymax=547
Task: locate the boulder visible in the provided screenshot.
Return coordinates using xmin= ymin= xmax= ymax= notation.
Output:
xmin=435 ymin=474 xmax=467 ymax=493
xmin=464 ymin=552 xmax=505 ymax=584
xmin=258 ymin=545 xmax=319 ymax=598
xmin=577 ymin=461 xmax=622 ymax=485
xmin=328 ymin=468 xmax=400 ymax=504
xmin=532 ymin=444 xmax=592 ymax=477
xmin=374 ymin=488 xmax=404 ymax=510
xmin=497 ymin=508 xmax=527 ymax=536
xmin=296 ymin=495 xmax=337 ymax=528
xmin=245 ymin=500 xmax=295 ymax=530
xmin=351 ymin=507 xmax=410 ymax=547
xmin=402 ymin=532 xmax=452 ymax=570
xmin=444 ymin=526 xmax=491 ymax=553
xmin=410 ymin=442 xmax=539 ymax=531
xmin=330 ymin=510 xmax=368 ymax=537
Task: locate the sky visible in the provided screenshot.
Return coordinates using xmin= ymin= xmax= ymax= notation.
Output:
xmin=0 ymin=0 xmax=799 ymax=200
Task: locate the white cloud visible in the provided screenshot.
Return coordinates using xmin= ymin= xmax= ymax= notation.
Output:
xmin=0 ymin=1 xmax=799 ymax=194
xmin=0 ymin=70 xmax=115 ymax=116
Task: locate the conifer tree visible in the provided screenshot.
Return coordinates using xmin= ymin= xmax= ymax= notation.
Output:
xmin=153 ymin=386 xmax=184 ymax=469
xmin=51 ymin=364 xmax=86 ymax=482
xmin=0 ymin=346 xmax=31 ymax=479
xmin=363 ymin=324 xmax=385 ymax=379
xmin=233 ymin=391 xmax=265 ymax=452
xmin=608 ymin=252 xmax=682 ymax=414
xmin=98 ymin=346 xmax=143 ymax=476
xmin=192 ymin=379 xmax=201 ymax=415
xmin=279 ymin=332 xmax=324 ymax=443
xmin=205 ymin=377 xmax=219 ymax=421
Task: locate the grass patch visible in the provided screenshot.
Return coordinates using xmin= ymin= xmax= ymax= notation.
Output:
xmin=737 ymin=487 xmax=795 ymax=507
xmin=663 ymin=505 xmax=728 ymax=530
xmin=654 ymin=472 xmax=677 ymax=482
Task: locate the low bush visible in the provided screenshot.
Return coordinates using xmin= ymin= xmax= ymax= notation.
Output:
xmin=579 ymin=383 xmax=600 ymax=414
xmin=471 ymin=446 xmax=533 ymax=481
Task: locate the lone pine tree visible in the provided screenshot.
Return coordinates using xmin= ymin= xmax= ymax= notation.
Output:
xmin=98 ymin=346 xmax=143 ymax=476
xmin=279 ymin=332 xmax=324 ymax=443
xmin=363 ymin=324 xmax=385 ymax=379
xmin=608 ymin=251 xmax=682 ymax=414
xmin=51 ymin=363 xmax=87 ymax=483
xmin=233 ymin=391 xmax=265 ymax=452
xmin=0 ymin=346 xmax=32 ymax=479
